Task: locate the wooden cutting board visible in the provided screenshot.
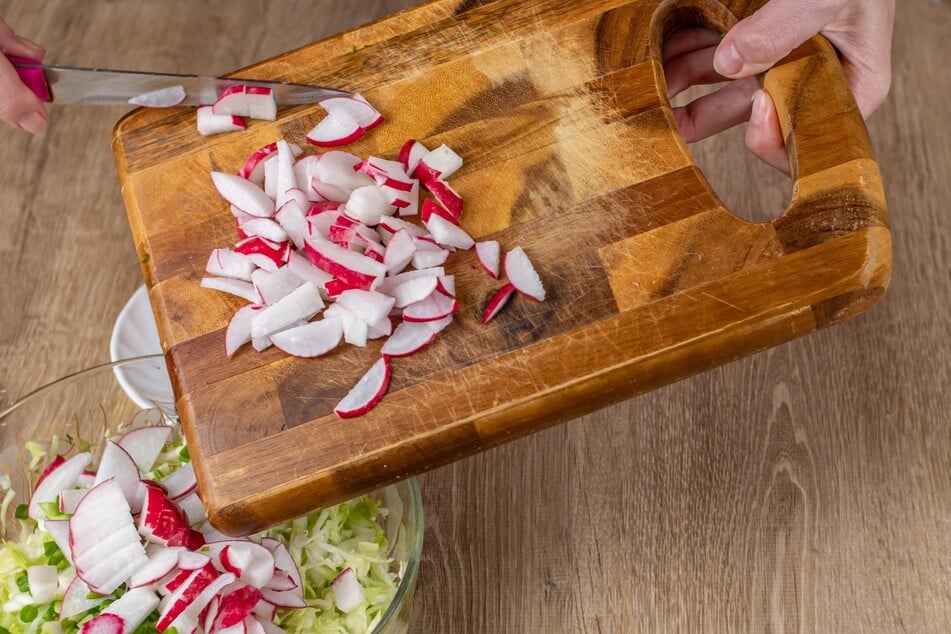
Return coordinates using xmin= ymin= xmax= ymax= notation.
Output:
xmin=113 ymin=0 xmax=890 ymax=535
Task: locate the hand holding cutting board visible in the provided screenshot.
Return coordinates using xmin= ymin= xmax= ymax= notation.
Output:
xmin=0 ymin=17 xmax=47 ymax=133
xmin=663 ymin=0 xmax=896 ymax=172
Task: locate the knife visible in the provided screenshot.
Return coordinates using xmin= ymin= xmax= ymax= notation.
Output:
xmin=7 ymin=55 xmax=349 ymax=107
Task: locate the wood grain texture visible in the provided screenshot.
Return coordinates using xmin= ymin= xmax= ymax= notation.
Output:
xmin=1 ymin=1 xmax=949 ymax=632
xmin=110 ymin=0 xmax=891 ymax=535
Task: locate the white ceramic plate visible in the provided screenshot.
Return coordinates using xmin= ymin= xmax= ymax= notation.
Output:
xmin=109 ymin=285 xmax=175 ymax=409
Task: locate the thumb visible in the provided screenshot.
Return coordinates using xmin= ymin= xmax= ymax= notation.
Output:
xmin=713 ymin=0 xmax=842 ymax=78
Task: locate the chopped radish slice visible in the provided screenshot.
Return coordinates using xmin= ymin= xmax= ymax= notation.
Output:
xmin=425 ymin=214 xmax=474 ymax=250
xmin=358 ymin=157 xmax=413 ymax=192
xmin=197 ymin=106 xmax=246 ymax=136
xmin=402 ymin=291 xmax=458 ymax=322
xmin=383 ymin=229 xmax=416 ymax=274
xmin=345 ymin=185 xmax=395 ymax=226
xmin=304 ymin=237 xmax=386 ymax=291
xmin=381 ymin=321 xmax=441 ymax=357
xmin=129 ymin=85 xmax=186 ymax=108
xmin=331 ymin=567 xmax=365 ymax=613
xmin=241 ymin=217 xmax=289 ymax=243
xmin=504 ymin=246 xmax=546 ymax=301
xmin=420 ymin=199 xmax=459 ymax=227
xmin=128 ymin=546 xmax=182 ymax=588
xmin=116 ymin=426 xmax=172 ymax=473
xmin=99 ymin=587 xmax=160 ymax=633
xmin=398 ymin=139 xmax=429 ymax=174
xmin=207 ymin=248 xmax=256 ymax=281
xmin=238 ymin=142 xmax=279 ymax=182
xmin=213 ymin=85 xmax=249 ymax=116
xmin=247 ymin=86 xmax=277 ymax=121
xmin=79 ymin=612 xmax=125 ymax=634
xmin=413 ymin=144 xmax=463 ymax=182
xmin=426 ymin=179 xmax=463 ymax=218
xmin=235 ymin=236 xmax=290 ymax=268
xmin=211 ymin=172 xmax=275 ymax=218
xmin=335 ymin=289 xmax=396 ymax=325
xmin=306 ymin=110 xmax=365 ymax=147
xmin=28 ymin=452 xmax=91 ymax=521
xmin=161 ymin=461 xmax=198 ymax=499
xmin=390 ymin=275 xmax=439 ymax=308
xmin=253 ymin=267 xmax=303 ymax=306
xmin=320 ymin=95 xmax=383 ymax=130
xmin=250 ymin=282 xmax=325 ymax=339
xmin=482 ymin=283 xmax=517 ymax=324
xmin=94 ymin=441 xmax=142 ymax=511
xmin=201 ymin=277 xmax=260 ymax=303
xmin=315 ymin=151 xmax=374 ymax=193
xmin=270 ymin=318 xmax=343 ymax=358
xmin=475 ymin=240 xmax=501 ymax=278
xmin=61 ymin=575 xmax=106 ymax=619
xmin=69 ymin=479 xmax=149 ymax=595
xmin=334 ymin=357 xmax=391 ymax=418
xmin=226 ymin=304 xmax=263 ymax=357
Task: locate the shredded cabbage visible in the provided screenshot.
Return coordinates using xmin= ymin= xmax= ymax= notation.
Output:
xmin=0 ymin=422 xmax=403 ymax=634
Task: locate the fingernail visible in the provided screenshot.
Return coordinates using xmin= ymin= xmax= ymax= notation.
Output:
xmin=714 ymin=41 xmax=743 ymax=76
xmin=17 ymin=111 xmax=46 ymax=133
xmin=750 ymin=90 xmax=768 ymax=125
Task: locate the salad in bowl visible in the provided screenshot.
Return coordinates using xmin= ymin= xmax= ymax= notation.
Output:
xmin=0 ymin=356 xmax=421 ymax=634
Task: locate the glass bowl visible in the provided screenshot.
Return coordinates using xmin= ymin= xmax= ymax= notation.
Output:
xmin=0 ymin=355 xmax=422 ymax=634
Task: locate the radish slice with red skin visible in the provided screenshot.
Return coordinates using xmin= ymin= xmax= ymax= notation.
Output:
xmin=211 ymin=172 xmax=275 ymax=218
xmin=304 ymin=236 xmax=386 ymax=291
xmin=28 ymin=452 xmax=91 ymax=521
xmin=377 ymin=215 xmax=428 ymax=244
xmin=197 ymin=107 xmax=246 ymax=136
xmin=315 ymin=151 xmax=374 ymax=193
xmin=201 ymin=277 xmax=261 ymax=303
xmin=206 ymin=249 xmax=254 ymax=282
xmin=358 ymin=157 xmax=414 ymax=192
xmin=129 ymin=85 xmax=186 ymax=108
xmin=390 ymin=275 xmax=439 ymax=308
xmin=380 ymin=320 xmax=443 ymax=357
xmin=226 ymin=304 xmax=263 ymax=357
xmin=98 ymin=587 xmax=160 ymax=633
xmin=413 ymin=144 xmax=463 ymax=182
xmin=425 ymin=179 xmax=463 ymax=218
xmin=411 ymin=242 xmax=450 ymax=269
xmin=250 ymin=282 xmax=325 ymax=340
xmin=331 ymin=567 xmax=365 ymax=613
xmin=437 ymin=274 xmax=456 ymax=297
xmin=504 ymin=246 xmax=546 ymax=301
xmin=334 ymin=357 xmax=391 ymax=418
xmin=252 ymin=267 xmax=304 ymax=306
xmin=235 ymin=235 xmax=290 ymax=268
xmin=238 ymin=142 xmax=279 ymax=182
xmin=79 ymin=612 xmax=125 ymax=634
xmin=403 ymin=291 xmax=458 ymax=322
xmin=161 ymin=461 xmax=198 ymax=499
xmin=398 ymin=139 xmax=429 ymax=174
xmin=335 ymin=289 xmax=396 ymax=325
xmin=128 ymin=547 xmax=182 ymax=588
xmin=60 ymin=575 xmax=106 ymax=619
xmin=306 ymin=111 xmax=365 ymax=147
xmin=420 ymin=198 xmax=459 ymax=227
xmin=383 ymin=229 xmax=416 ymax=274
xmin=247 ymin=86 xmax=277 ymax=121
xmin=116 ymin=426 xmax=172 ymax=473
xmin=425 ymin=213 xmax=475 ymax=250
xmin=285 ymin=250 xmax=333 ymax=292
xmin=270 ymin=317 xmax=343 ymax=358
xmin=319 ymin=95 xmax=383 ymax=130
xmin=274 ymin=200 xmax=309 ymax=250
xmin=482 ymin=282 xmax=517 ymax=324
xmin=239 ymin=217 xmax=289 ymax=243
xmin=94 ymin=441 xmax=142 ymax=511
xmin=475 ymin=240 xmax=501 ymax=279
xmin=213 ymin=85 xmax=249 ymax=116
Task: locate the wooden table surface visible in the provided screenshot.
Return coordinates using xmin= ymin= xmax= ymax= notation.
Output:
xmin=0 ymin=1 xmax=947 ymax=631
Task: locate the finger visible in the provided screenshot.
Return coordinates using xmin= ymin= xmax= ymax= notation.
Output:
xmin=0 ymin=19 xmax=45 ymax=60
xmin=672 ymin=76 xmax=759 ymax=143
xmin=0 ymin=55 xmax=48 ymax=132
xmin=662 ymin=27 xmax=722 ymax=61
xmin=713 ymin=0 xmax=843 ymax=78
xmin=828 ymin=2 xmax=896 ymax=119
xmin=745 ymin=89 xmax=789 ymax=173
xmin=663 ymin=44 xmax=723 ymax=98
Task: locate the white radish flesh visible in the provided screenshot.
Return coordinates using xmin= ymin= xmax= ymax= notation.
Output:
xmin=334 ymin=357 xmax=391 ymax=418
xmin=504 ymin=246 xmax=546 ymax=301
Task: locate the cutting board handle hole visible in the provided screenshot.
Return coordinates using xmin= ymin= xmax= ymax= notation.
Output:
xmin=656 ymin=2 xmax=791 ymax=223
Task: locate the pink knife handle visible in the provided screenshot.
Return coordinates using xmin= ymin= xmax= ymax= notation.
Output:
xmin=5 ymin=54 xmax=52 ymax=102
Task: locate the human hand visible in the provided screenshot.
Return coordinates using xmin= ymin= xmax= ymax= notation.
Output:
xmin=663 ymin=0 xmax=896 ymax=172
xmin=0 ymin=18 xmax=47 ymax=133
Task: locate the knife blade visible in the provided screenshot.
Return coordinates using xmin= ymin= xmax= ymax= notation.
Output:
xmin=8 ymin=56 xmax=350 ymax=107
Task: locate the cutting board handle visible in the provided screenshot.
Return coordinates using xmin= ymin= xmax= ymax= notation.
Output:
xmin=648 ymin=0 xmax=887 ymax=245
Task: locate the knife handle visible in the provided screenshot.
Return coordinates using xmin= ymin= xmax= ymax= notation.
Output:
xmin=5 ymin=54 xmax=52 ymax=102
